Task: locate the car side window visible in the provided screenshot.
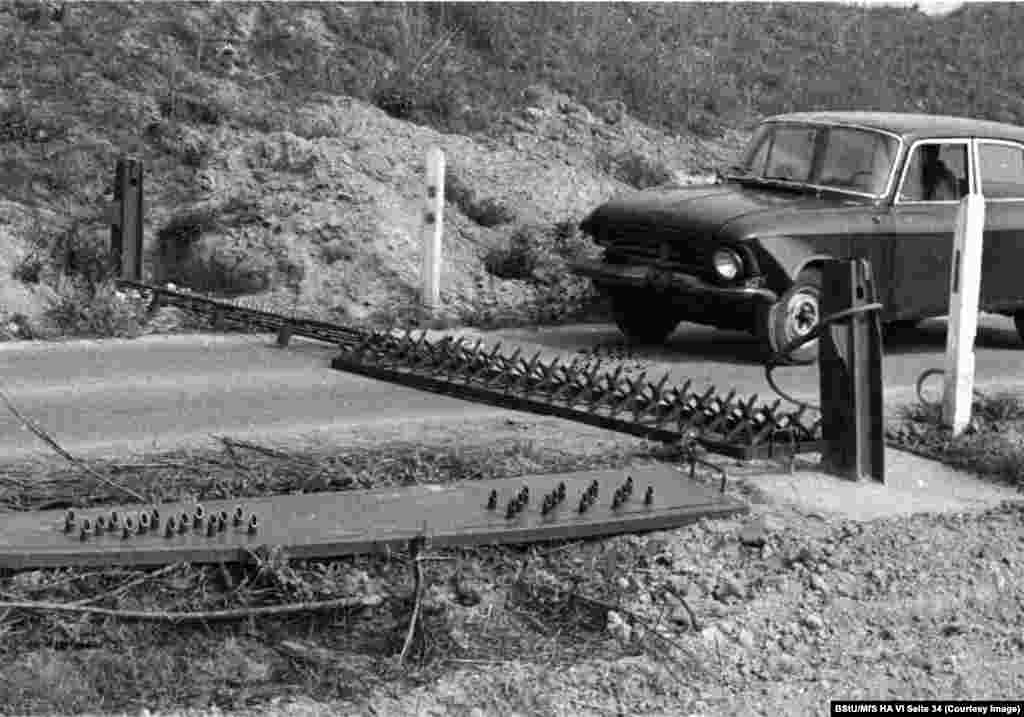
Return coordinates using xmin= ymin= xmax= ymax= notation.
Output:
xmin=978 ymin=143 xmax=1024 ymax=199
xmin=898 ymin=142 xmax=969 ymax=202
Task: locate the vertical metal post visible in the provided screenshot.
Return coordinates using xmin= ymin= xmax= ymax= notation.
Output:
xmin=109 ymin=157 xmax=144 ymax=281
xmin=819 ymin=258 xmax=885 ymax=482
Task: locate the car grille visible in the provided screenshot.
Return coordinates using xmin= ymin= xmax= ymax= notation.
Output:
xmin=604 ymin=230 xmax=716 ymax=279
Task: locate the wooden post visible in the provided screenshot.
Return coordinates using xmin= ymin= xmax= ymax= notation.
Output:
xmin=942 ymin=193 xmax=986 ymax=435
xmin=109 ymin=157 xmax=144 ymax=281
xmin=421 ymin=147 xmax=445 ymax=313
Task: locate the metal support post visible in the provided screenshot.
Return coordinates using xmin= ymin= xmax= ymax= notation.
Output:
xmin=818 ymin=258 xmax=885 ymax=482
xmin=109 ymin=157 xmax=144 ymax=281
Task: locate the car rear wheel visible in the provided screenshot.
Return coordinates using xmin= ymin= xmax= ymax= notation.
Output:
xmin=1014 ymin=311 xmax=1024 ymax=344
xmin=767 ymin=270 xmax=822 ymax=364
xmin=610 ymin=291 xmax=680 ymax=344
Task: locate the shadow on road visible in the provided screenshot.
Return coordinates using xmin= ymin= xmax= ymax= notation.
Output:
xmin=495 ymin=316 xmax=1023 ymax=367
xmin=881 ymin=318 xmax=1021 ymax=354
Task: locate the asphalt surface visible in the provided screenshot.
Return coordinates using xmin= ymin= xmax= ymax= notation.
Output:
xmin=1 ymin=315 xmax=1022 ymax=461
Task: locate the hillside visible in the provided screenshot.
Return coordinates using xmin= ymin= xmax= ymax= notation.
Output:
xmin=2 ymin=1 xmax=1024 ymax=337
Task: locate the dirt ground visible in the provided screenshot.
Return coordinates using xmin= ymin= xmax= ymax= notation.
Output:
xmin=0 ymin=417 xmax=1020 ymax=717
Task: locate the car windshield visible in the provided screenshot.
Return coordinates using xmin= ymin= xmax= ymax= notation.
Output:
xmin=734 ymin=122 xmax=898 ymax=196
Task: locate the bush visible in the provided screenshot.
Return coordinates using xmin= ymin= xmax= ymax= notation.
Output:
xmin=482 ymin=222 xmax=599 ymax=283
xmin=13 ymin=221 xmax=116 ymax=290
xmin=321 ymin=238 xmax=354 ymax=265
xmin=445 ymin=171 xmax=517 ymax=227
xmin=44 ymin=279 xmax=147 ymax=338
xmin=168 ymin=237 xmax=275 ymax=295
xmin=483 ymin=227 xmax=545 ymax=281
xmin=156 ymin=208 xmax=220 ymax=250
xmin=596 ymin=147 xmax=674 ymax=189
xmin=156 ymin=207 xmax=304 ymax=295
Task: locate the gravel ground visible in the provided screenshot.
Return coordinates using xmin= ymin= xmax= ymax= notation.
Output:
xmin=46 ymin=452 xmax=1023 ymax=717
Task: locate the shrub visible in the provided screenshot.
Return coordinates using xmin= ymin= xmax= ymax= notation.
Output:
xmin=156 ymin=207 xmax=304 ymax=295
xmin=168 ymin=236 xmax=275 ymax=295
xmin=156 ymin=208 xmax=220 ymax=250
xmin=13 ymin=221 xmax=116 ymax=290
xmin=445 ymin=170 xmax=517 ymax=227
xmin=43 ymin=279 xmax=147 ymax=338
xmin=483 ymin=228 xmax=544 ymax=281
xmin=321 ymin=238 xmax=354 ymax=265
xmin=596 ymin=147 xmax=674 ymax=189
xmin=157 ymin=91 xmax=226 ymax=126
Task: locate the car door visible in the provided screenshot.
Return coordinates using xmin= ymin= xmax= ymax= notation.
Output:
xmin=885 ymin=139 xmax=972 ymax=319
xmin=974 ymin=139 xmax=1024 ymax=312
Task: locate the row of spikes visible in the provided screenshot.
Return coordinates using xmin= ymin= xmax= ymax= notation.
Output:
xmin=338 ymin=329 xmax=822 ymax=445
xmin=123 ymin=282 xmax=366 ymax=343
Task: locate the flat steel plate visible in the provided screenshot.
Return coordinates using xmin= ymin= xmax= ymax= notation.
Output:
xmin=0 ymin=465 xmax=747 ymax=569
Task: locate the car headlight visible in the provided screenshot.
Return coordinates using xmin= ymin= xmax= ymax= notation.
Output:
xmin=712 ymin=248 xmax=742 ymax=280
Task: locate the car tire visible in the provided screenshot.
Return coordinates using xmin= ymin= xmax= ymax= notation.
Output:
xmin=610 ymin=291 xmax=680 ymax=344
xmin=767 ymin=269 xmax=822 ymax=365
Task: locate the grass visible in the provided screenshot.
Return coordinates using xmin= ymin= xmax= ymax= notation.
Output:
xmin=888 ymin=390 xmax=1024 ymax=488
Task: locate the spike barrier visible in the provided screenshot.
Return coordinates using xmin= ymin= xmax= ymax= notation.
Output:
xmin=116 ymin=281 xmax=822 ymax=459
xmin=0 ymin=466 xmax=745 ymax=569
xmin=331 ymin=328 xmax=823 ymax=460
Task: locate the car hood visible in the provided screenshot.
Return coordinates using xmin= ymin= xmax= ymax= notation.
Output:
xmin=580 ymin=182 xmax=857 ymax=240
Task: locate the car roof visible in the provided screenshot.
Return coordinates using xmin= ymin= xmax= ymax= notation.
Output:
xmin=765 ymin=111 xmax=1024 ymax=144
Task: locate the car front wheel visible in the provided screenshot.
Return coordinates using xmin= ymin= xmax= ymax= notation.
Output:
xmin=610 ymin=291 xmax=680 ymax=344
xmin=766 ymin=270 xmax=822 ymax=364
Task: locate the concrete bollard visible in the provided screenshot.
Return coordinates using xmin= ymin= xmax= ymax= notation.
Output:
xmin=942 ymin=193 xmax=986 ymax=435
xmin=421 ymin=147 xmax=445 ymax=313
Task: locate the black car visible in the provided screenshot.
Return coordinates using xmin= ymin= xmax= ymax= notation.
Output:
xmin=573 ymin=111 xmax=1024 ymax=361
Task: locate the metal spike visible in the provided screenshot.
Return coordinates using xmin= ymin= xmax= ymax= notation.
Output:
xmin=569 ymin=361 xmax=604 ymax=407
xmin=549 ymin=357 xmax=584 ymax=402
xmin=531 ymin=356 xmax=562 ymax=398
xmin=608 ymin=371 xmax=646 ymax=419
xmin=467 ymin=345 xmax=502 ymax=383
xmin=436 ymin=337 xmax=468 ymax=378
xmin=510 ymin=351 xmax=543 ymax=395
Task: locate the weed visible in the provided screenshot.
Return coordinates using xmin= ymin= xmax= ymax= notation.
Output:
xmin=321 ymin=238 xmax=354 ymax=265
xmin=596 ymin=147 xmax=675 ymax=189
xmin=444 ymin=170 xmax=517 ymax=227
xmin=483 ymin=236 xmax=540 ymax=282
xmin=156 ymin=207 xmax=220 ymax=252
xmin=891 ymin=391 xmax=1024 ymax=488
xmin=157 ymin=91 xmax=225 ymax=126
xmin=43 ymin=278 xmax=147 ymax=338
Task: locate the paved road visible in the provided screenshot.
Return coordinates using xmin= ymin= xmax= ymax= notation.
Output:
xmin=1 ymin=315 xmax=1022 ymax=460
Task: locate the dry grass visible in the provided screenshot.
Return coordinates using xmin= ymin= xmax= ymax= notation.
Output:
xmin=0 ymin=435 xmax=687 ymax=712
xmin=888 ymin=390 xmax=1024 ymax=488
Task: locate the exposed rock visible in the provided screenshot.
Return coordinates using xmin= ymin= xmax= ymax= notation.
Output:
xmin=810 ymin=574 xmax=830 ymax=593
xmin=737 ymin=628 xmax=756 ymax=649
xmin=802 ymin=613 xmax=826 ymax=632
xmin=713 ymin=575 xmax=747 ymax=602
xmin=739 ymin=518 xmax=768 ymax=547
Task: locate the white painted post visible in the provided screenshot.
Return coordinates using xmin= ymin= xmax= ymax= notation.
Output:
xmin=421 ymin=147 xmax=445 ymax=313
xmin=942 ymin=193 xmax=986 ymax=435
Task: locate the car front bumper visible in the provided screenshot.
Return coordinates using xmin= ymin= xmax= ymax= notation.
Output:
xmin=570 ymin=259 xmax=778 ymax=304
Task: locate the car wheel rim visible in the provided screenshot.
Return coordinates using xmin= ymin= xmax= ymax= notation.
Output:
xmin=788 ymin=293 xmax=819 ymax=340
